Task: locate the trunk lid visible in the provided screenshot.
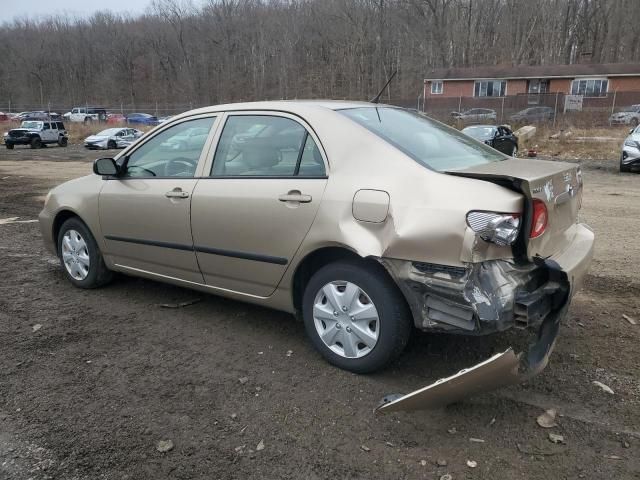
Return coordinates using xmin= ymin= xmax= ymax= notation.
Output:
xmin=448 ymin=158 xmax=583 ymax=259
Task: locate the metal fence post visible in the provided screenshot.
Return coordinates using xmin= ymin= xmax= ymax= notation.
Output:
xmin=553 ymin=91 xmax=559 ymax=128
xmin=458 ymin=96 xmax=462 ymax=113
xmin=501 ymin=97 xmax=505 ymax=123
xmin=611 ymin=89 xmax=617 ymax=116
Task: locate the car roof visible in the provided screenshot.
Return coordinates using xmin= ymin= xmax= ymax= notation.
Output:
xmin=178 ymin=100 xmax=390 ymax=116
xmin=462 ymin=124 xmax=497 ymax=129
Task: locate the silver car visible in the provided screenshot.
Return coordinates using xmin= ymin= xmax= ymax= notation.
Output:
xmin=621 ymin=125 xmax=640 ymax=172
xmin=609 ymin=105 xmax=640 ymax=126
xmin=84 ymin=128 xmax=143 ymax=150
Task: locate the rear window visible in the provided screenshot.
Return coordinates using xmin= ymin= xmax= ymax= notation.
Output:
xmin=339 ymin=107 xmax=504 ymax=171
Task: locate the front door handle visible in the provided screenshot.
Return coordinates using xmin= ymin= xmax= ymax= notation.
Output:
xmin=165 ymin=188 xmax=189 ymax=199
xmin=278 ymin=191 xmax=312 ymax=203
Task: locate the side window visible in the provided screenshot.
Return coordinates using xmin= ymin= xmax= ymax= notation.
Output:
xmin=297 ymin=135 xmax=326 ymax=176
xmin=43 ymin=123 xmax=50 ymax=130
xmin=56 ymin=122 xmax=64 ymax=130
xmin=124 ymin=117 xmax=215 ymax=178
xmin=71 ymin=108 xmax=78 ymax=114
xmin=211 ymin=115 xmax=309 ymax=177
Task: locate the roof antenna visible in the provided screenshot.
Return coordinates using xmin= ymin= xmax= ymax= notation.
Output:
xmin=370 ymin=70 xmax=397 ymax=104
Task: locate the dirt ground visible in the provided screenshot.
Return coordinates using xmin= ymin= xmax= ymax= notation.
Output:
xmin=0 ymin=144 xmax=638 ymax=479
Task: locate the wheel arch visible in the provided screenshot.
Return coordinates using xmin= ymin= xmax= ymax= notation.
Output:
xmin=52 ymin=209 xmax=91 ymax=251
xmin=290 ymin=245 xmax=408 ymax=315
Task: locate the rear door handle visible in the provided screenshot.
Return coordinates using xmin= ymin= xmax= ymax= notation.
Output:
xmin=165 ymin=188 xmax=189 ymax=199
xmin=278 ymin=191 xmax=312 ymax=203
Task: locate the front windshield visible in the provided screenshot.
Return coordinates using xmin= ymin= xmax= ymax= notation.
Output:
xmin=339 ymin=107 xmax=504 ymax=171
xmin=462 ymin=126 xmax=495 ymax=140
xmin=97 ymin=128 xmax=121 ymax=136
xmin=21 ymin=121 xmax=42 ymax=129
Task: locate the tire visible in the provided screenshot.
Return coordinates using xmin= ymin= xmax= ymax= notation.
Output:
xmin=6 ymin=143 xmax=14 ymax=150
xmin=30 ymin=136 xmax=42 ymax=149
xmin=58 ymin=137 xmax=68 ymax=147
xmin=512 ymin=145 xmax=518 ymax=157
xmin=57 ymin=217 xmax=113 ymax=289
xmin=84 ymin=117 xmax=92 ymax=124
xmin=302 ymin=259 xmax=412 ymax=373
xmin=107 ymin=140 xmax=117 ymax=150
xmin=631 ymin=118 xmax=639 ymax=128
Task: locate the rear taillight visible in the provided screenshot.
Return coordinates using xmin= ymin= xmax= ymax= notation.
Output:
xmin=466 ymin=211 xmax=521 ymax=246
xmin=530 ymin=199 xmax=548 ymax=238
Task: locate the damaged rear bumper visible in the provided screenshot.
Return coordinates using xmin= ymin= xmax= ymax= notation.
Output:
xmin=376 ymin=223 xmax=593 ymax=413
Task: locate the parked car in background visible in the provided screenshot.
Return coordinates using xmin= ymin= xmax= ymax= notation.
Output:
xmin=126 ymin=113 xmax=159 ymax=126
xmin=621 ymin=125 xmax=640 ymax=172
xmin=462 ymin=125 xmax=519 ymax=156
xmin=39 ymin=101 xmax=593 ymax=408
xmin=0 ymin=113 xmax=10 ymax=123
xmin=158 ymin=115 xmax=173 ymax=124
xmin=509 ymin=106 xmax=555 ymax=123
xmin=4 ymin=120 xmax=68 ymax=149
xmin=451 ymin=108 xmax=497 ymax=124
xmin=106 ymin=113 xmax=127 ymax=125
xmin=64 ymin=107 xmax=108 ymax=123
xmin=84 ymin=127 xmax=143 ymax=150
xmin=609 ymin=105 xmax=640 ymax=126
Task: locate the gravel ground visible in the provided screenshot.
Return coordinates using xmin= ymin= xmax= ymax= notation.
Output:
xmin=0 ymin=145 xmax=638 ymax=479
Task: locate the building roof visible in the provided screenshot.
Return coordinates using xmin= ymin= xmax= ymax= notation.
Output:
xmin=425 ymin=63 xmax=640 ymax=81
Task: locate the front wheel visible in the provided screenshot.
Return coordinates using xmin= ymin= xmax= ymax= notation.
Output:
xmin=6 ymin=143 xmax=14 ymax=150
xmin=30 ymin=137 xmax=42 ymax=149
xmin=302 ymin=260 xmax=412 ymax=373
xmin=57 ymin=217 xmax=113 ymax=288
xmin=511 ymin=145 xmax=518 ymax=157
xmin=620 ymin=154 xmax=631 ymax=173
xmin=107 ymin=140 xmax=117 ymax=149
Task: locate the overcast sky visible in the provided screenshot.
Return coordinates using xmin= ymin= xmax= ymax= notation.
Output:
xmin=0 ymin=0 xmax=154 ymax=23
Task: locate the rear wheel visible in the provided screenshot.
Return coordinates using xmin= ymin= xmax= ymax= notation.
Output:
xmin=57 ymin=217 xmax=113 ymax=288
xmin=58 ymin=137 xmax=68 ymax=147
xmin=6 ymin=143 xmax=14 ymax=150
xmin=302 ymin=260 xmax=412 ymax=373
xmin=30 ymin=136 xmax=42 ymax=149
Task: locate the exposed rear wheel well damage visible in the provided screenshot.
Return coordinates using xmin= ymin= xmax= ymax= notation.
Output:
xmin=291 ymin=247 xmax=408 ymax=316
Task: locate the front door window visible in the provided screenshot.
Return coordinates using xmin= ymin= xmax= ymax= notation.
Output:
xmin=124 ymin=117 xmax=215 ymax=178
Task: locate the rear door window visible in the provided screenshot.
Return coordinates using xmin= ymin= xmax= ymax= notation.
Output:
xmin=211 ymin=115 xmax=324 ymax=177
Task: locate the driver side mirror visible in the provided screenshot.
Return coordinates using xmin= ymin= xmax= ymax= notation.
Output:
xmin=93 ymin=157 xmax=120 ymax=176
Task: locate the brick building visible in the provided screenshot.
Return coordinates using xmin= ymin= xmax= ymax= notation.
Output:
xmin=424 ymin=63 xmax=640 ymax=100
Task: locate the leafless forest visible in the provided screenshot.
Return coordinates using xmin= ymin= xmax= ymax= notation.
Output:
xmin=2 ymin=0 xmax=640 ymax=109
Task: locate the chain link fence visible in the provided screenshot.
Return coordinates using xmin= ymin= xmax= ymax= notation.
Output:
xmin=419 ymin=91 xmax=640 ymax=129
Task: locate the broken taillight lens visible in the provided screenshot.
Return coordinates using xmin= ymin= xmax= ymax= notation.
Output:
xmin=466 ymin=211 xmax=521 ymax=246
xmin=530 ymin=199 xmax=548 ymax=238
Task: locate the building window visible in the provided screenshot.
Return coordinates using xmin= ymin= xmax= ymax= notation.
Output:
xmin=528 ymin=79 xmax=549 ymax=94
xmin=431 ymin=81 xmax=443 ymax=95
xmin=474 ymin=80 xmax=506 ymax=97
xmin=570 ymin=78 xmax=608 ymax=97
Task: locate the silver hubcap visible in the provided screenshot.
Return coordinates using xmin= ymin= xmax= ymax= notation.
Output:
xmin=313 ymin=281 xmax=379 ymax=359
xmin=61 ymin=229 xmax=90 ymax=280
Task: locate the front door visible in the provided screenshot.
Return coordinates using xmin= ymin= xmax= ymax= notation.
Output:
xmin=191 ymin=113 xmax=328 ymax=297
xmin=99 ymin=115 xmax=218 ymax=282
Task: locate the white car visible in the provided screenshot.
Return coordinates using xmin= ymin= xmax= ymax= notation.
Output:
xmin=84 ymin=128 xmax=143 ymax=150
xmin=64 ymin=107 xmax=108 ymax=123
xmin=621 ymin=125 xmax=640 ymax=172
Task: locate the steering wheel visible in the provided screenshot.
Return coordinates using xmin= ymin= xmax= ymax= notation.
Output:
xmin=164 ymin=157 xmax=197 ymax=177
xmin=126 ymin=165 xmax=157 ymax=177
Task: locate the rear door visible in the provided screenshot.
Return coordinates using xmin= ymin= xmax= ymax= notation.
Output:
xmin=190 ymin=112 xmax=328 ymax=297
xmin=99 ymin=115 xmax=219 ymax=282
